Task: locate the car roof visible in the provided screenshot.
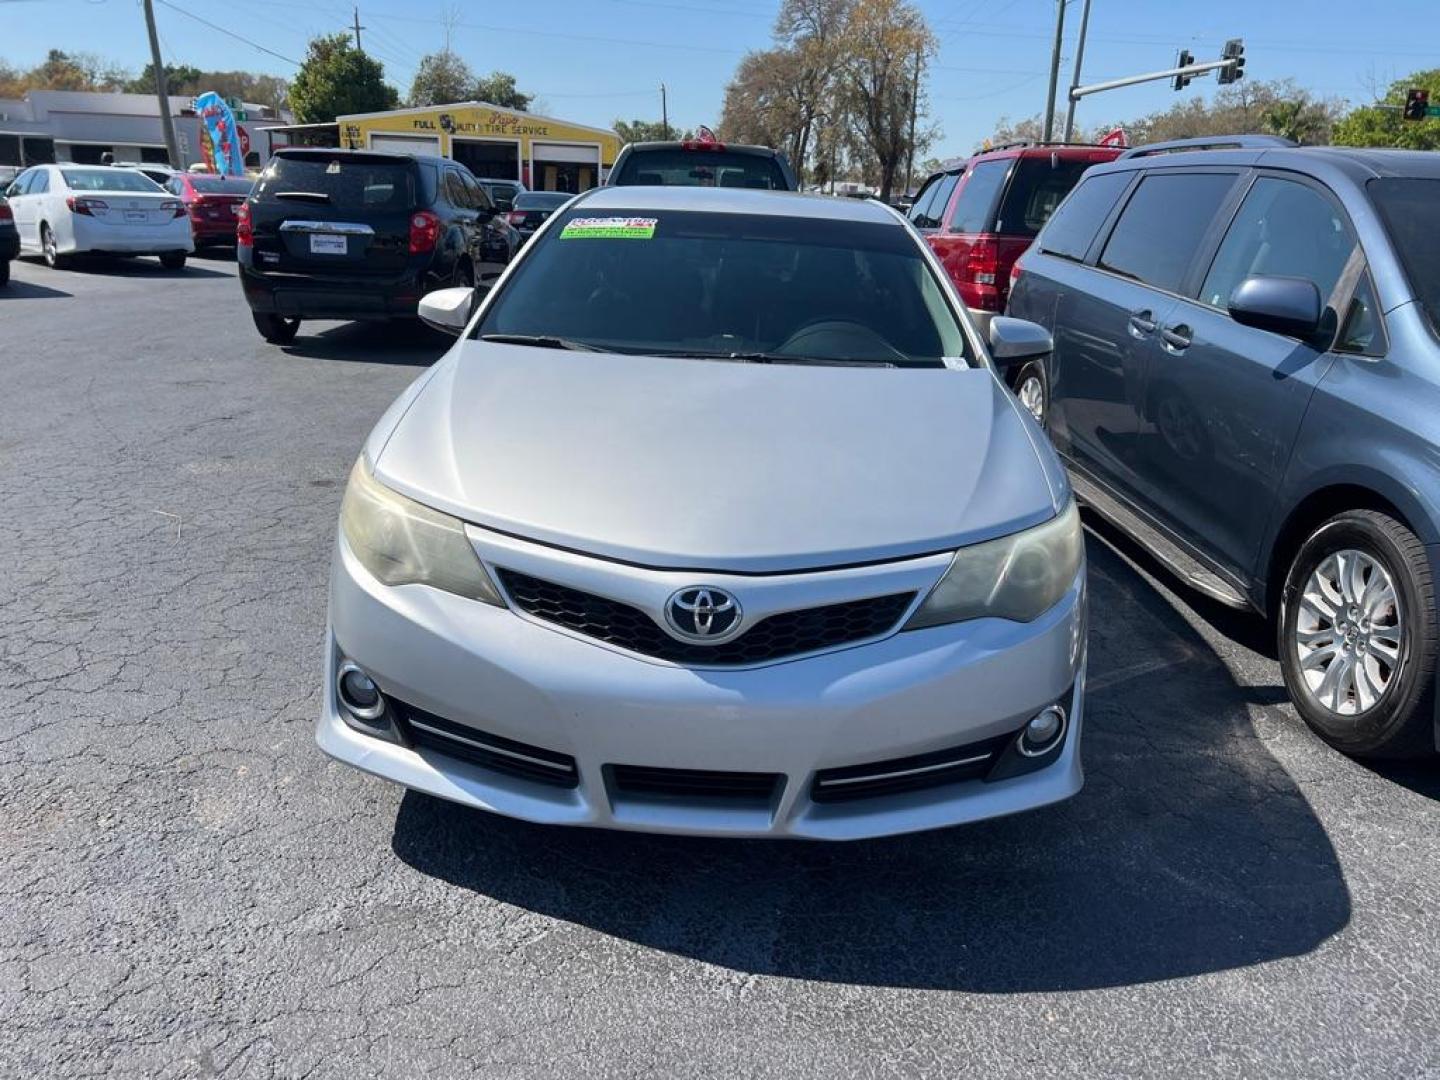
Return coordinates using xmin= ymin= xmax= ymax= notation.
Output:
xmin=574 ymin=184 xmax=902 ymax=223
xmin=275 ymin=146 xmax=449 ymax=167
xmin=624 ymin=141 xmax=780 ymax=158
xmin=1087 ymin=142 xmax=1440 ymax=184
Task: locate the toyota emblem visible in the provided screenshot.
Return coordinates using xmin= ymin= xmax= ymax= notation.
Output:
xmin=665 ymin=586 xmax=742 ymax=643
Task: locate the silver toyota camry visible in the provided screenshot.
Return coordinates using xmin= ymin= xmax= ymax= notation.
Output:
xmin=319 ymin=186 xmax=1087 ymax=839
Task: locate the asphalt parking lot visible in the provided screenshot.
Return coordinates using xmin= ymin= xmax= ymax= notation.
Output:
xmin=3 ymin=253 xmax=1440 ymax=1079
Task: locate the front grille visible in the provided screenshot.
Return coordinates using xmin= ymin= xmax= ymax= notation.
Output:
xmin=389 ymin=698 xmax=579 ymax=789
xmin=609 ymin=764 xmax=781 ymax=806
xmin=497 ymin=569 xmax=914 ymax=666
xmin=810 ymin=731 xmax=1014 ymax=803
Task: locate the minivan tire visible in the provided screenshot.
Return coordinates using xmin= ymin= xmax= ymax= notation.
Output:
xmin=1011 ymin=361 xmax=1047 ymax=424
xmin=159 ymin=251 xmax=187 ymax=271
xmin=1279 ymin=510 xmax=1437 ymax=759
xmin=252 ymin=312 xmax=301 ymax=345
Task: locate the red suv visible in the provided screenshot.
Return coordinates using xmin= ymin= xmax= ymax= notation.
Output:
xmin=909 ymin=143 xmax=1122 ymax=417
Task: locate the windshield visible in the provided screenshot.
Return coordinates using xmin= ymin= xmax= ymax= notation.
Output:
xmin=190 ymin=175 xmax=254 ymax=194
xmin=62 ymin=169 xmax=163 ymax=193
xmin=1370 ymin=178 xmax=1440 ymax=334
xmin=515 ymin=192 xmax=570 ymax=210
xmin=254 ymin=155 xmax=418 ymax=213
xmin=482 ymin=181 xmax=518 ymax=210
xmin=614 ymin=149 xmax=788 ymax=190
xmin=475 ymin=208 xmax=967 ymax=367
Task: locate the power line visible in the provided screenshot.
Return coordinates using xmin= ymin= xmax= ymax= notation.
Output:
xmin=153 ymin=0 xmax=302 ymax=66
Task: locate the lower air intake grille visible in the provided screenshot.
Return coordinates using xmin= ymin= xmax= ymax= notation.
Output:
xmin=609 ymin=764 xmax=781 ymax=806
xmin=497 ymin=568 xmax=914 ymax=666
xmin=389 ymin=698 xmax=579 ymax=789
xmin=810 ymin=732 xmax=1014 ymax=803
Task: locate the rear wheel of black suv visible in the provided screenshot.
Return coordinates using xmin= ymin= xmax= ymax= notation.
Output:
xmin=1279 ymin=510 xmax=1437 ymax=759
xmin=252 ymin=311 xmax=301 ymax=345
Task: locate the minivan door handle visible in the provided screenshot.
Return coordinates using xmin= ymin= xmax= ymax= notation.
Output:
xmin=1160 ymin=324 xmax=1193 ymax=352
xmin=1128 ymin=310 xmax=1157 ymax=336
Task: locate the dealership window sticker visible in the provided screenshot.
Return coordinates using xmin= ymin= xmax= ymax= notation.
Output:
xmin=559 ymin=217 xmax=658 ymax=240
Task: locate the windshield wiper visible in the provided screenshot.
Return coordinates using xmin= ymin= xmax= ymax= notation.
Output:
xmin=274 ymin=191 xmax=332 ymax=202
xmin=479 ymin=333 xmax=606 ymax=352
xmin=696 ymin=351 xmax=896 ymax=368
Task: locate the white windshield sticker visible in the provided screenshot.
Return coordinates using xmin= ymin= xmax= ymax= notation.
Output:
xmin=559 ymin=216 xmax=658 ymax=240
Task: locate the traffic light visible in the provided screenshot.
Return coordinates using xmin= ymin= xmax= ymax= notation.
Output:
xmin=1173 ymin=49 xmax=1194 ymax=92
xmin=1218 ymin=38 xmax=1245 ymax=84
xmin=1404 ymin=88 xmax=1431 ymax=121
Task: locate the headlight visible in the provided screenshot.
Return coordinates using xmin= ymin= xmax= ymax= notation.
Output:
xmin=905 ymin=500 xmax=1082 ymax=629
xmin=339 ymin=457 xmax=504 ymax=606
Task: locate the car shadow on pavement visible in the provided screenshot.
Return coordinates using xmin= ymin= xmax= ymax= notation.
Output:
xmin=279 ymin=320 xmax=451 ymax=365
xmin=0 ymin=278 xmax=71 ymax=300
xmin=19 ymin=254 xmax=232 ymax=280
xmin=389 ymin=537 xmax=1351 ymax=992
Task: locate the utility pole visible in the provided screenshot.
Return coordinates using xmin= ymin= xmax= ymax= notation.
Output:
xmin=352 ymin=6 xmax=365 ymax=52
xmin=141 ymin=0 xmax=181 ymax=168
xmin=660 ymin=83 xmax=669 ymax=140
xmin=1062 ymin=0 xmax=1092 ymax=142
xmin=1041 ymin=0 xmax=1067 ymax=142
xmin=904 ymin=45 xmax=921 ymax=198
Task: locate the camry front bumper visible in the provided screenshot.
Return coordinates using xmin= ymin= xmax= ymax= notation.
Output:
xmin=319 ymin=527 xmax=1086 ymax=840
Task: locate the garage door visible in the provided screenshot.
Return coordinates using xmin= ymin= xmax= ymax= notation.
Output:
xmin=368 ymin=133 xmax=441 ymax=156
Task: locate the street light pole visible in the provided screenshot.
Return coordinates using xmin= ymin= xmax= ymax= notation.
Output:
xmin=1063 ymin=0 xmax=1092 ymax=142
xmin=142 ymin=0 xmax=181 ymax=168
xmin=1041 ymin=0 xmax=1067 ymax=142
xmin=660 ymin=83 xmax=669 ymax=140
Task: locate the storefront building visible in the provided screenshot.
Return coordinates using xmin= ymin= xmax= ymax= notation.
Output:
xmin=336 ymin=102 xmax=621 ymax=192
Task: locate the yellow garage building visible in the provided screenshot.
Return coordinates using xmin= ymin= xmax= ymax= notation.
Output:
xmin=337 ymin=102 xmax=621 ymax=193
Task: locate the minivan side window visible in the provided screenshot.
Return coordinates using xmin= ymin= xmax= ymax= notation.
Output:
xmin=1037 ymin=171 xmax=1131 ymax=262
xmin=912 ymin=172 xmax=959 ymax=229
xmin=1199 ymin=177 xmax=1356 ymax=312
xmin=1098 ymin=171 xmax=1237 ymax=293
xmin=1336 ymin=274 xmax=1386 ymax=356
xmin=948 ymin=159 xmax=1011 ymax=234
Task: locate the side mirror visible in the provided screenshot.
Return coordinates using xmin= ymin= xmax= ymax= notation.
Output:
xmin=418 ymin=286 xmax=477 ymax=336
xmin=988 ymin=316 xmax=1053 ymax=362
xmin=1228 ymin=275 xmax=1322 ymax=339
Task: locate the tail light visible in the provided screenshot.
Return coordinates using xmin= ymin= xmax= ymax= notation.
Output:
xmin=961 ymin=238 xmax=1001 ymax=310
xmin=409 ymin=210 xmax=440 ymax=255
xmin=66 ymin=196 xmax=109 ymax=216
xmin=235 ymin=202 xmax=253 ymax=249
xmin=1009 ymin=258 xmax=1024 ymax=291
xmin=506 ymin=210 xmax=526 ymax=226
xmin=160 ymin=199 xmax=186 ymax=219
xmin=680 ymin=139 xmax=727 ymax=152
xmin=0 ymin=202 xmax=11 ymax=222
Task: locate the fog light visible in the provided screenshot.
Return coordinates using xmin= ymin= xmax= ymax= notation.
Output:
xmin=1019 ymin=705 xmax=1066 ymax=757
xmin=336 ymin=660 xmax=385 ymax=721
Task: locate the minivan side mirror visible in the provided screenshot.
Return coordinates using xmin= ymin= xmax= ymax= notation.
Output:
xmin=988 ymin=316 xmax=1054 ymax=362
xmin=418 ymin=286 xmax=478 ymax=335
xmin=1228 ymin=276 xmax=1323 ymax=340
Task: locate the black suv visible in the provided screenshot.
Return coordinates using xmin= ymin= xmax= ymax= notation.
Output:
xmin=238 ymin=148 xmax=517 ymax=344
xmin=608 ymin=140 xmax=797 ymax=190
xmin=1010 ymin=134 xmax=1440 ymax=759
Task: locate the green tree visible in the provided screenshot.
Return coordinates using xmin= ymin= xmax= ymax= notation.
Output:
xmin=614 ymin=118 xmax=692 ymax=142
xmin=288 ymin=33 xmax=397 ymax=124
xmin=1333 ymin=69 xmax=1440 ymax=150
xmin=407 ymin=50 xmax=474 ymax=107
xmin=124 ymin=62 xmax=203 ymax=96
xmin=473 ymin=71 xmax=532 ymax=111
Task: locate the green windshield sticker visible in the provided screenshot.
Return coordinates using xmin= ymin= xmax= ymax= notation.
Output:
xmin=559 ymin=216 xmax=658 ymax=240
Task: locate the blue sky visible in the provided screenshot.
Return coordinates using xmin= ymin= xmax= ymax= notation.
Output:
xmin=4 ymin=0 xmax=1436 ymax=159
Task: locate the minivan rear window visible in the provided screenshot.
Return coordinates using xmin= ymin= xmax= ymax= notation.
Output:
xmin=1370 ymin=177 xmax=1440 ymax=335
xmin=1038 ymin=171 xmax=1131 ymax=261
xmin=614 ymin=149 xmax=787 ymax=190
xmin=947 ymin=159 xmax=1011 ymax=234
xmin=254 ymin=155 xmax=419 ymax=212
xmin=995 ymin=157 xmax=1099 ymax=238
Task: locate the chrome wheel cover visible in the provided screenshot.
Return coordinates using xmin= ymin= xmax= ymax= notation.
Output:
xmin=42 ymin=228 xmax=56 ymax=265
xmin=1295 ymin=549 xmax=1403 ymax=716
xmin=1018 ymin=375 xmax=1044 ymax=422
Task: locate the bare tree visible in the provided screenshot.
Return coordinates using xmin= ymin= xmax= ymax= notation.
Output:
xmin=840 ymin=0 xmax=934 ymax=201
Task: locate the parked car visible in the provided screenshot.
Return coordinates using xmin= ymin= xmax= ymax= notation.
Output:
xmin=127 ymin=164 xmax=178 ymax=188
xmin=477 ymin=177 xmax=524 ymax=212
xmin=3 ymin=164 xmax=192 ymax=269
xmin=0 ymin=194 xmax=18 ymax=286
xmin=911 ymin=143 xmax=1123 ymax=420
xmin=1009 ymin=134 xmax=1440 ymax=759
xmin=506 ymin=190 xmax=570 ymax=244
xmin=165 ymin=172 xmax=253 ymax=248
xmin=608 ymin=139 xmax=798 ymax=190
xmin=237 ymin=147 xmax=517 ymax=344
xmin=318 ymin=186 xmax=1084 ymax=839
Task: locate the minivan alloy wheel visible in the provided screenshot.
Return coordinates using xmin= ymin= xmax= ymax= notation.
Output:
xmin=1017 ymin=374 xmax=1045 ymax=422
xmin=1295 ymin=548 xmax=1402 ymax=715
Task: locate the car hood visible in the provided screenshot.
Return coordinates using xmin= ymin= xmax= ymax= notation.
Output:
xmin=372 ymin=343 xmax=1059 ymax=572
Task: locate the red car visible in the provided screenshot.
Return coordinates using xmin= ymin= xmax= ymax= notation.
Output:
xmin=164 ymin=173 xmax=255 ymax=248
xmin=909 ymin=143 xmax=1122 ymax=418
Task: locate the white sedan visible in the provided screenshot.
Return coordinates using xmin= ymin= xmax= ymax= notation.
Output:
xmin=3 ymin=164 xmax=194 ymax=269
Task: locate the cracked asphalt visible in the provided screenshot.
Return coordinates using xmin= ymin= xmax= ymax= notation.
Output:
xmin=3 ymin=252 xmax=1440 ymax=1079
